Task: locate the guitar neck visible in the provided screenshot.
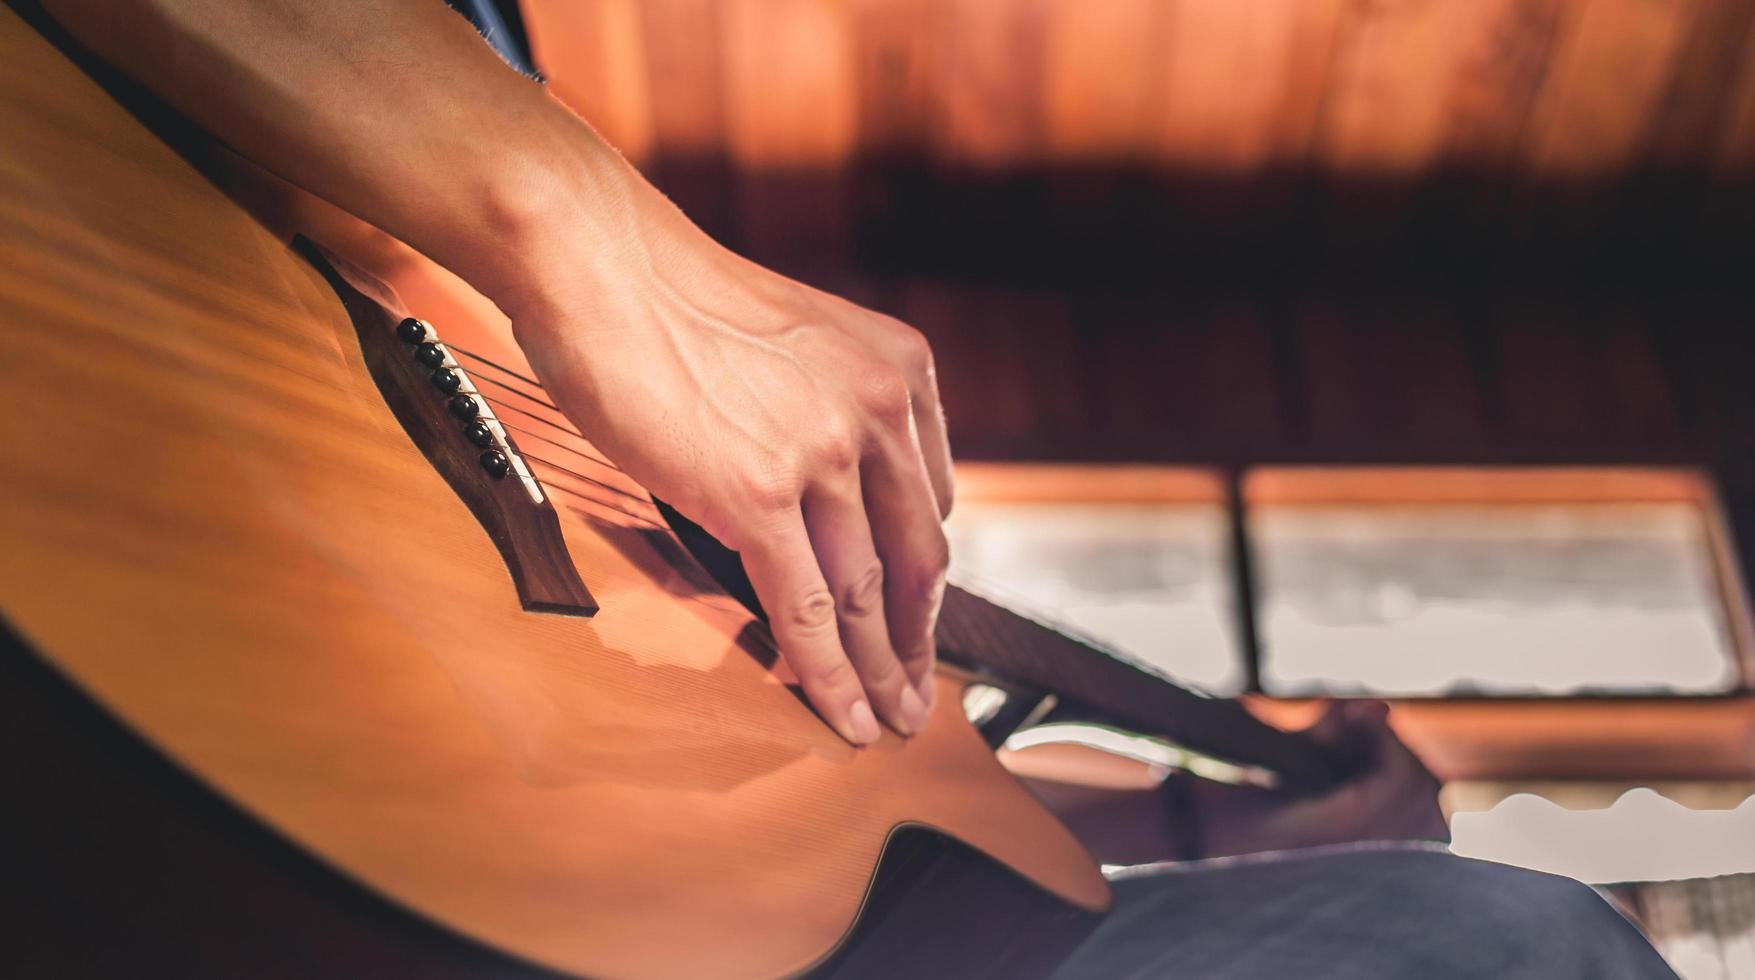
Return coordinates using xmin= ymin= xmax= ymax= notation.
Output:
xmin=936 ymin=584 xmax=1350 ymax=794
xmin=660 ymin=494 xmax=1346 ymax=793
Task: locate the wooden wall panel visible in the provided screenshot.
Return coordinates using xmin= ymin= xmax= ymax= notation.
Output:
xmin=1490 ymin=301 xmax=1681 ymax=447
xmin=1042 ymin=0 xmax=1161 ymax=160
xmin=518 ymin=0 xmax=1755 ymax=469
xmin=1296 ymin=299 xmax=1487 ymax=451
xmin=900 ymin=281 xmax=1034 ymax=444
xmin=1257 ymin=0 xmax=1353 ymax=167
xmin=1316 ymin=0 xmax=1510 ymax=174
xmin=1152 ymin=0 xmax=1347 ymax=172
xmin=900 ymin=281 xmax=1084 ymax=449
xmin=1439 ymin=0 xmax=1567 ymax=170
xmin=522 ymin=0 xmax=654 ymax=163
xmin=1664 ymin=292 xmax=1755 ymax=441
xmin=1520 ymin=0 xmax=1695 ymax=179
xmin=1642 ymin=0 xmax=1755 ymax=169
xmin=1713 ymin=11 xmax=1755 ymax=174
xmin=929 ymin=0 xmax=1050 ymax=167
xmin=1151 ymin=301 xmax=1284 ymax=451
xmin=1073 ymin=295 xmax=1283 ymax=458
xmin=721 ymin=1 xmax=859 ymax=268
xmin=850 ymin=0 xmax=938 ymax=155
xmin=636 ymin=0 xmax=738 ymax=242
xmin=731 ymin=172 xmax=856 ymax=273
xmin=722 ymin=0 xmax=858 ymax=168
xmin=525 ymin=0 xmax=1755 ymax=181
xmin=636 ymin=0 xmax=728 ymax=157
xmin=1594 ymin=321 xmax=1683 ymax=443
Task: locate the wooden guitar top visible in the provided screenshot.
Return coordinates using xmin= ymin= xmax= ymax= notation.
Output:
xmin=0 ymin=9 xmax=1108 ymax=978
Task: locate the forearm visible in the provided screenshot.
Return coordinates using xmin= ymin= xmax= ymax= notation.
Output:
xmin=37 ymin=0 xmax=635 ymax=312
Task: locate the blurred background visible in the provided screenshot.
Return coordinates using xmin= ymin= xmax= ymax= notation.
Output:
xmin=526 ymin=0 xmax=1754 ymax=466
xmin=511 ymin=2 xmax=1755 ymax=975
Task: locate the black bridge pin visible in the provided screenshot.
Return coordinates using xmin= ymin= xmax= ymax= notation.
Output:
xmin=447 ymin=394 xmax=481 ymax=421
xmin=430 ymin=367 xmax=462 ymax=393
xmin=395 ymin=318 xmax=428 ymax=344
xmin=415 ymin=341 xmax=447 ymax=369
xmin=479 ymin=449 xmax=510 ymax=479
xmin=463 ymin=420 xmax=495 ymax=448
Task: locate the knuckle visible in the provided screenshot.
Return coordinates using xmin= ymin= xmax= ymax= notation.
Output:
xmin=838 ymin=562 xmax=885 ymax=617
xmin=908 ymin=534 xmax=951 ymax=601
xmin=790 ymin=587 xmax=839 ymax=636
xmin=887 ymin=321 xmax=935 ymax=377
xmin=813 ymin=423 xmax=861 ymax=470
xmin=693 ymin=500 xmax=734 ymax=544
xmin=921 ymin=529 xmax=951 ymax=578
xmin=856 ymin=362 xmax=912 ymax=420
xmin=739 ymin=456 xmax=800 ymax=514
xmin=912 ymin=567 xmax=947 ymax=609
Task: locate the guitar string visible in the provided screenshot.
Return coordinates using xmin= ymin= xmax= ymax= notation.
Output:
xmin=475 ymin=390 xmax=599 ymax=451
xmin=445 ymin=350 xmax=612 ymax=459
xmin=494 ymin=422 xmax=647 ymax=498
xmin=463 ymin=371 xmax=599 ymax=447
xmin=442 ymin=342 xmax=545 ymax=394
xmin=467 ymin=369 xmax=573 ymax=421
xmin=520 ymin=461 xmax=634 ymax=511
xmin=443 ymin=361 xmax=664 ymax=508
xmin=428 ymin=342 xmax=663 ymax=526
xmin=534 ymin=476 xmax=666 ymax=530
xmin=436 ymin=346 xmax=615 ymax=462
xmin=485 ymin=414 xmax=650 ymax=504
xmin=471 ymin=387 xmax=608 ymax=461
xmin=515 ymin=447 xmax=660 ymax=516
xmin=477 ymin=401 xmax=668 ymax=523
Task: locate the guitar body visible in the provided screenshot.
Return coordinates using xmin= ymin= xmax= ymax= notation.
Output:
xmin=0 ymin=7 xmax=1107 ymax=978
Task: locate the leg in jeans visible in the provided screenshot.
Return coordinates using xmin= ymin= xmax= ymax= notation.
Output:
xmin=1051 ymin=844 xmax=1677 ymax=979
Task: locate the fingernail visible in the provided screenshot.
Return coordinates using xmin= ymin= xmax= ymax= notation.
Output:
xmin=899 ymin=685 xmax=929 ymax=735
xmin=847 ymin=700 xmax=881 ymax=745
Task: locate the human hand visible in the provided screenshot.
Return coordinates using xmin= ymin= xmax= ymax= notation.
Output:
xmin=500 ymin=164 xmax=952 ymax=747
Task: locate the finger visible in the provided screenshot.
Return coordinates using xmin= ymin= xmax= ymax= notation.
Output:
xmin=890 ymin=328 xmax=956 ymax=519
xmin=803 ymin=479 xmax=931 ymax=736
xmin=739 ymin=511 xmax=881 ymax=745
xmin=847 ymin=311 xmax=955 ymax=519
xmin=861 ymin=425 xmax=949 ymax=710
xmin=907 ymin=376 xmax=955 ymax=519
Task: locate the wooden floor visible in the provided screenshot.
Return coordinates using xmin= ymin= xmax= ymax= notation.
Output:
xmin=1614 ymin=874 xmax=1755 ymax=979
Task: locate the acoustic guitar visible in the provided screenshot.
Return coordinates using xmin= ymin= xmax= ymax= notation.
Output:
xmin=0 ymin=6 xmax=1339 ymax=977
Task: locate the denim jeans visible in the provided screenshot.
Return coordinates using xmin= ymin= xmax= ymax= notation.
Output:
xmin=1051 ymin=843 xmax=1677 ymax=979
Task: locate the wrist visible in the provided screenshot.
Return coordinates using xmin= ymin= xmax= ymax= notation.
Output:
xmin=467 ymin=107 xmax=653 ymax=326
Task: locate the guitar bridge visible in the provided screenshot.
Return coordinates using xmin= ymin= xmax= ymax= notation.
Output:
xmin=296 ymin=236 xmax=598 ymax=618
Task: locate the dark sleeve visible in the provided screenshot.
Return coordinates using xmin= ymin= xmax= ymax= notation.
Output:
xmin=443 ymin=0 xmax=535 ymax=77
